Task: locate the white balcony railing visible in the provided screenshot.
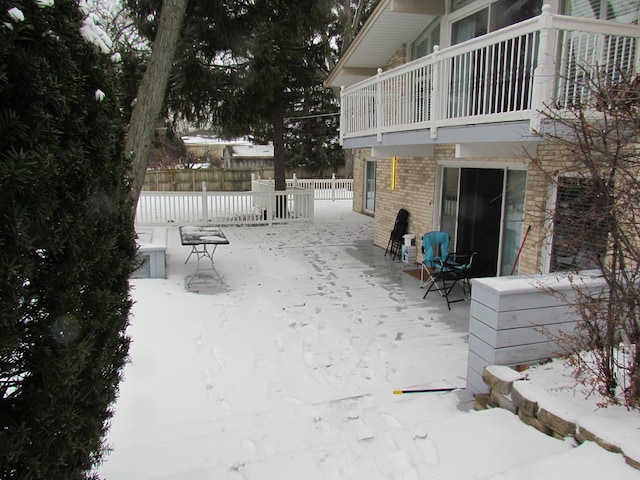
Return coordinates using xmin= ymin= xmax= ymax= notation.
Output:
xmin=340 ymin=6 xmax=640 ymax=142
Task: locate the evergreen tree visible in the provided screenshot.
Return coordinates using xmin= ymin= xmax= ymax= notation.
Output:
xmin=126 ymin=0 xmax=335 ymax=189
xmin=123 ymin=1 xmax=380 ymax=183
xmin=216 ymin=0 xmax=334 ymax=190
xmin=0 ymin=1 xmax=138 ymax=477
xmin=284 ymin=83 xmax=342 ymax=176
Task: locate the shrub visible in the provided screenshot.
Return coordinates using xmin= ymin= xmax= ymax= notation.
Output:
xmin=0 ymin=1 xmax=138 ymax=477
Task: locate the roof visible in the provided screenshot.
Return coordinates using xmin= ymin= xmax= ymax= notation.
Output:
xmin=181 ymin=131 xmax=250 ymax=146
xmin=325 ymin=0 xmax=443 ymax=88
xmin=225 ymin=144 xmax=274 ymax=158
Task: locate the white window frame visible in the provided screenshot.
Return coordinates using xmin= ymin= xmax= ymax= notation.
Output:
xmin=364 ymin=159 xmax=376 ymax=214
xmin=442 ymin=0 xmax=560 ymax=48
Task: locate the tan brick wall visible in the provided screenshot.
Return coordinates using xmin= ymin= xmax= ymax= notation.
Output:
xmin=371 ymin=155 xmax=437 ymax=255
xmin=385 ymin=44 xmax=407 ymax=70
xmin=349 ymin=141 xmax=578 ymax=276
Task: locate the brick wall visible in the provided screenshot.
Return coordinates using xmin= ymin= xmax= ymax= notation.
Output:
xmin=350 ymin=141 xmax=569 ymax=275
xmin=372 ymin=156 xmax=437 ymax=253
xmin=385 ymin=44 xmax=407 ymax=70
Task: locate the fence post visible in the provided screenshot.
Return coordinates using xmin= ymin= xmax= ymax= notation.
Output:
xmin=339 ymin=86 xmax=345 ymax=146
xmin=530 ymin=5 xmax=553 ymax=133
xmin=293 ymin=173 xmax=297 ymax=188
xmin=267 ymin=190 xmax=273 ymax=225
xmin=375 ymin=68 xmax=383 ymax=142
xmin=201 ymin=181 xmax=208 ymax=224
xmin=430 ymin=45 xmax=440 ymax=139
xmin=331 ymin=173 xmax=336 ymax=201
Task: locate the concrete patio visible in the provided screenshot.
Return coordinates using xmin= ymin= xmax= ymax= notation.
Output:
xmin=102 ymin=200 xmax=478 ymax=478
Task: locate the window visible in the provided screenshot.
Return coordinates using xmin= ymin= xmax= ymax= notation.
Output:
xmin=452 ymin=8 xmax=488 ymax=44
xmin=550 ymin=177 xmax=609 ymax=272
xmin=452 ymin=0 xmax=476 ymax=12
xmin=412 ymin=18 xmax=441 ymax=60
xmin=563 ymin=0 xmax=640 ymax=23
xmin=491 ymin=0 xmax=544 ymax=30
xmin=364 ymin=160 xmax=376 ymax=213
xmin=451 ymin=0 xmax=542 ymax=45
xmin=500 ymin=170 xmax=527 ymax=275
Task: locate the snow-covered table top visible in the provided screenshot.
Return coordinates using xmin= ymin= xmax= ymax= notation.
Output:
xmin=179 ymin=226 xmax=229 ymax=246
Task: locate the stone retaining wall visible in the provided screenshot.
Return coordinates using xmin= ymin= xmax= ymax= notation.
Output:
xmin=477 ymin=365 xmax=640 ymax=471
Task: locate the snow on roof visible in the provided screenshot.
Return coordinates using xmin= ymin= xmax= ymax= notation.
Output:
xmin=226 ymin=144 xmax=274 ymax=157
xmin=181 ymin=133 xmax=250 ymax=146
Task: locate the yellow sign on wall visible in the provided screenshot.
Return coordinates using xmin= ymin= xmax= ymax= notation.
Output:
xmin=391 ymin=156 xmax=397 ymax=190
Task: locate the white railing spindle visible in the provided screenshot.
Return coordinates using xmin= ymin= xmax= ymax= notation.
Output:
xmin=340 ymin=8 xmax=640 ymax=139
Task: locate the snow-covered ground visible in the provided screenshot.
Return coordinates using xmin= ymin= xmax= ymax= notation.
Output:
xmin=98 ymin=200 xmax=639 ymax=479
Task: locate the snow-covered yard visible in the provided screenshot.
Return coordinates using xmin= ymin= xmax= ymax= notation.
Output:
xmin=98 ymin=200 xmax=639 ymax=479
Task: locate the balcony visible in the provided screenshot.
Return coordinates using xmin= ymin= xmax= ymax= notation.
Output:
xmin=339 ymin=7 xmax=640 ymax=147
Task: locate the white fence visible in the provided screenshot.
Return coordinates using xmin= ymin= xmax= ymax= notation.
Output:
xmin=135 ymin=176 xmax=353 ymax=226
xmin=286 ymin=174 xmax=353 ymax=201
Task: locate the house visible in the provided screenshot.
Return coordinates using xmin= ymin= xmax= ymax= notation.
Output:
xmin=181 ymin=131 xmax=251 ymax=165
xmin=222 ymin=144 xmax=275 ymax=169
xmin=325 ymin=0 xmax=640 ymax=278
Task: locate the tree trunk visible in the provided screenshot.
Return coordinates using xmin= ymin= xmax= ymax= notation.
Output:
xmin=126 ymin=0 xmax=188 ymax=206
xmin=272 ymin=90 xmax=287 ymax=217
xmin=344 ymin=149 xmax=354 ymax=179
xmin=272 ymin=90 xmax=287 ymax=191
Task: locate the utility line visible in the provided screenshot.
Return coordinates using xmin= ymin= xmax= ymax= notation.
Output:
xmin=285 ymin=112 xmax=340 ymax=120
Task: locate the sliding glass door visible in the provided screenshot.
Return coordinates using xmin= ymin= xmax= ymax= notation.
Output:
xmin=439 ymin=167 xmax=527 ymax=277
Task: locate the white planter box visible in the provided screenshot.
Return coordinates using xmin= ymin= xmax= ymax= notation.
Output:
xmin=466 ymin=272 xmax=605 ymax=394
xmin=132 ymin=227 xmax=168 ymax=279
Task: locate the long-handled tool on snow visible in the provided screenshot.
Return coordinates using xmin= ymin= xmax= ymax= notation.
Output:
xmin=393 ymin=387 xmax=461 ymax=394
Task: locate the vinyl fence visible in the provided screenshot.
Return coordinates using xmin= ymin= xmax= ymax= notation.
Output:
xmin=134 ymin=176 xmax=353 ymax=226
xmin=135 ymin=188 xmax=313 ymax=226
xmin=286 ymin=174 xmax=353 ymax=201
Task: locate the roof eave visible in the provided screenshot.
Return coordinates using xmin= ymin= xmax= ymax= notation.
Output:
xmin=326 ymin=0 xmax=443 ymax=88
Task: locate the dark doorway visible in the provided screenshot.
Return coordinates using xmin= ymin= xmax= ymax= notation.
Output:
xmin=456 ymin=169 xmax=504 ymax=277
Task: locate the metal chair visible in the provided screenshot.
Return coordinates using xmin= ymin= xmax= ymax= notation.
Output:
xmin=385 ymin=208 xmax=409 ymax=260
xmin=420 ymin=231 xmax=450 ymax=290
xmin=421 ymin=231 xmax=476 ymax=310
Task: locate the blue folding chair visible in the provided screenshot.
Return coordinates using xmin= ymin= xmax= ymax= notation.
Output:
xmin=421 ymin=231 xmax=476 ymax=310
xmin=420 ymin=231 xmax=449 ymax=289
